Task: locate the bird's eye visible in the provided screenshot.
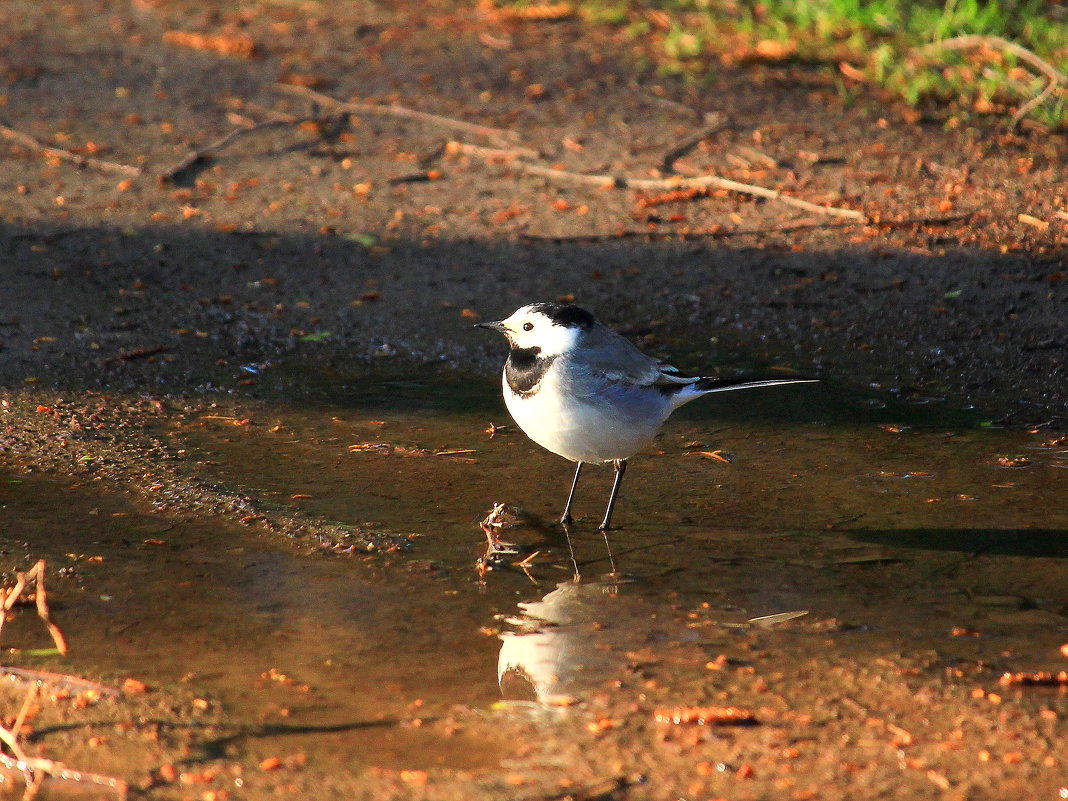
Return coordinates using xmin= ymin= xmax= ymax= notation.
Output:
xmin=522 ymin=322 xmax=534 ymax=331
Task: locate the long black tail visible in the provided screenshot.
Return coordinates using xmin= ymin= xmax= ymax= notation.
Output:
xmin=694 ymin=376 xmax=818 ymax=393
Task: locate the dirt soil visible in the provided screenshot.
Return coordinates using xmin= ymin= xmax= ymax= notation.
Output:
xmin=0 ymin=1 xmax=1066 ymax=800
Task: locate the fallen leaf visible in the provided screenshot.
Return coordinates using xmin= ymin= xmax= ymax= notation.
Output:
xmin=162 ymin=30 xmax=258 ymax=58
xmin=1017 ymin=213 xmax=1049 ymax=230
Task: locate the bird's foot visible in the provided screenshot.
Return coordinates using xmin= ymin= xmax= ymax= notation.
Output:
xmin=485 ymin=537 xmax=519 ymax=556
xmin=559 ymin=513 xmax=574 ymax=528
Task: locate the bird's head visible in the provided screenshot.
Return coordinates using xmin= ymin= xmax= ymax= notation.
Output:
xmin=476 ymin=302 xmax=596 ymax=357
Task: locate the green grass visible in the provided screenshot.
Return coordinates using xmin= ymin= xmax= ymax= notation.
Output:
xmin=574 ymin=0 xmax=1067 ymax=128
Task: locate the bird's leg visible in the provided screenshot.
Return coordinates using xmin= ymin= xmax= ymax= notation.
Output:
xmin=597 ymin=459 xmax=627 ymax=532
xmin=560 ymin=461 xmax=583 ymax=526
xmin=600 ymin=528 xmax=618 ymax=576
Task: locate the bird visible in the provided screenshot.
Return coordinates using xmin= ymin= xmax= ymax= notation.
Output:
xmin=477 ymin=302 xmax=816 ymax=532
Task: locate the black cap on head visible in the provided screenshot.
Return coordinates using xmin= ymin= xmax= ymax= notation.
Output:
xmin=528 ymin=302 xmax=595 ymax=330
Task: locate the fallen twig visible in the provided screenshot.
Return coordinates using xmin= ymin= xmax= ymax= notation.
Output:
xmin=1010 ymin=78 xmax=1060 ymax=129
xmin=446 ymin=140 xmax=540 ymax=162
xmin=661 ymin=112 xmax=730 ymax=174
xmin=159 ymin=116 xmax=344 ymax=183
xmin=275 ymin=86 xmax=864 ymax=220
xmin=636 ymin=186 xmax=711 ymax=208
xmin=998 ymin=669 xmax=1068 ymax=687
xmin=273 ymin=82 xmax=532 ymax=150
xmin=0 ymin=561 xmax=67 ymax=655
xmin=519 ymin=211 xmax=977 ymax=243
xmin=519 ymin=219 xmax=865 ymax=242
xmin=0 ymin=667 xmax=119 ymax=698
xmin=102 ymin=345 xmax=170 ymax=366
xmin=913 ymin=35 xmax=1066 ymax=126
xmin=464 ymin=149 xmax=864 ymax=219
xmin=626 ymin=173 xmax=865 ymax=219
xmin=0 ymin=120 xmax=141 ymax=177
xmin=513 ymin=160 xmax=865 ymax=219
xmin=914 ymin=35 xmax=1066 ymax=86
xmin=0 ymin=568 xmax=126 ymax=801
xmin=0 ymin=683 xmax=128 ymax=801
xmin=0 ymin=748 xmax=128 ymax=801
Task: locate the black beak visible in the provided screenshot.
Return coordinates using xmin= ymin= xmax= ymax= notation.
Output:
xmin=474 ymin=320 xmax=506 ymax=332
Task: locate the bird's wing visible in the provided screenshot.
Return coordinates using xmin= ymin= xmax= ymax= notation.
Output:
xmin=567 ymin=326 xmax=697 ymax=391
xmin=652 ymin=362 xmax=701 ymax=385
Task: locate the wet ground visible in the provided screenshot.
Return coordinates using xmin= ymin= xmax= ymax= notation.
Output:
xmin=2 ymin=374 xmax=1066 ymax=799
xmin=1 ymin=0 xmax=1066 ymax=798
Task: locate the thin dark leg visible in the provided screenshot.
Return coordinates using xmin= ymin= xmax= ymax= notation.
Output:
xmin=601 ymin=528 xmax=617 ymax=576
xmin=560 ymin=462 xmax=583 ymax=526
xmin=561 ymin=519 xmax=580 ymax=579
xmin=597 ymin=459 xmax=627 ymax=532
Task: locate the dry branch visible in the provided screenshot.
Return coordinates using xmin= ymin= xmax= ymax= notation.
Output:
xmin=0 ymin=564 xmax=125 ymax=800
xmin=915 ymin=35 xmax=1066 ymax=86
xmin=520 ymin=218 xmax=864 ymax=242
xmin=628 ymin=174 xmax=863 ymax=219
xmin=1010 ymin=78 xmax=1060 ymax=129
xmin=0 ymin=120 xmax=141 ymax=177
xmin=0 ymin=560 xmax=67 ymax=655
xmin=272 ymin=82 xmax=537 ymax=154
xmin=661 ymin=112 xmax=730 ymax=173
xmin=913 ymin=35 xmax=1066 ymax=126
xmin=449 ymin=141 xmax=864 ymax=219
xmin=264 ymin=86 xmax=864 ymax=220
xmin=159 ymin=116 xmax=344 ymax=182
xmin=0 ymin=666 xmax=118 ymax=697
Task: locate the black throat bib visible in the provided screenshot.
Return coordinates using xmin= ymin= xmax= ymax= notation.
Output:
xmin=505 ymin=346 xmax=556 ymax=397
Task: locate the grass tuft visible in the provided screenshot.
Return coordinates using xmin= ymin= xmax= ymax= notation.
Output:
xmin=568 ymin=0 xmax=1067 ymax=127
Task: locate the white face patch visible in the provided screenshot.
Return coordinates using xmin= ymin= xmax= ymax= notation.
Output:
xmin=498 ymin=305 xmax=583 ymax=357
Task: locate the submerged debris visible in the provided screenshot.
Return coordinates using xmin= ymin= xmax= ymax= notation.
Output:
xmin=998 ymin=670 xmax=1068 ymax=687
xmin=0 ymin=560 xmax=67 ymax=655
xmin=653 ymin=706 xmax=758 ymax=726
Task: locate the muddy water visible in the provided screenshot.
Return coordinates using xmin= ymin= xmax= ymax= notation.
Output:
xmin=172 ymin=376 xmax=1067 ymax=666
xmin=2 ymin=373 xmax=1066 ymax=796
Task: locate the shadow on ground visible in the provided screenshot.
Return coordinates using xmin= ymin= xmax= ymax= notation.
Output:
xmin=2 ymin=220 xmax=1065 ymax=420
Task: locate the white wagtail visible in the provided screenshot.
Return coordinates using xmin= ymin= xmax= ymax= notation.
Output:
xmin=477 ymin=302 xmax=816 ymax=531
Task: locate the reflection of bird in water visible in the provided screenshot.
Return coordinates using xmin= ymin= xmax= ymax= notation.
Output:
xmin=498 ymin=580 xmax=623 ymax=706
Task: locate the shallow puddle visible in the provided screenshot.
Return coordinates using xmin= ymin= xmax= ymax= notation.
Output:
xmin=1 ymin=372 xmax=1066 ymax=798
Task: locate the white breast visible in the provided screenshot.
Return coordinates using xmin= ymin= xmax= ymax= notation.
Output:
xmin=502 ymin=367 xmax=669 ymax=464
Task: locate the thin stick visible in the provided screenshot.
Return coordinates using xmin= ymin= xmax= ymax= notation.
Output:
xmin=447 ymin=139 xmax=863 ymax=220
xmin=0 ymin=120 xmax=141 ymax=177
xmin=914 ymin=35 xmax=1066 ymax=86
xmin=1010 ymin=78 xmax=1059 ymax=128
xmin=0 ymin=667 xmax=118 ymax=697
xmin=0 ymin=562 xmax=68 ymax=656
xmin=914 ymin=35 xmax=1066 ymax=125
xmin=0 ymin=748 xmax=128 ymax=801
xmin=446 ymin=140 xmax=541 ymax=161
xmin=11 ymin=682 xmax=37 ymax=739
xmin=232 ymin=88 xmax=862 ymax=219
xmin=159 ymin=117 xmax=340 ymax=182
xmin=627 ymin=173 xmax=865 ymax=219
xmin=519 ymin=221 xmax=862 ymax=243
xmin=661 ymin=112 xmax=729 ymax=174
xmin=517 ymin=161 xmax=622 ymax=188
xmin=273 ymin=83 xmax=526 ymax=146
xmin=26 ymin=563 xmax=67 ymax=656
xmin=0 ymin=723 xmax=31 ymax=766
